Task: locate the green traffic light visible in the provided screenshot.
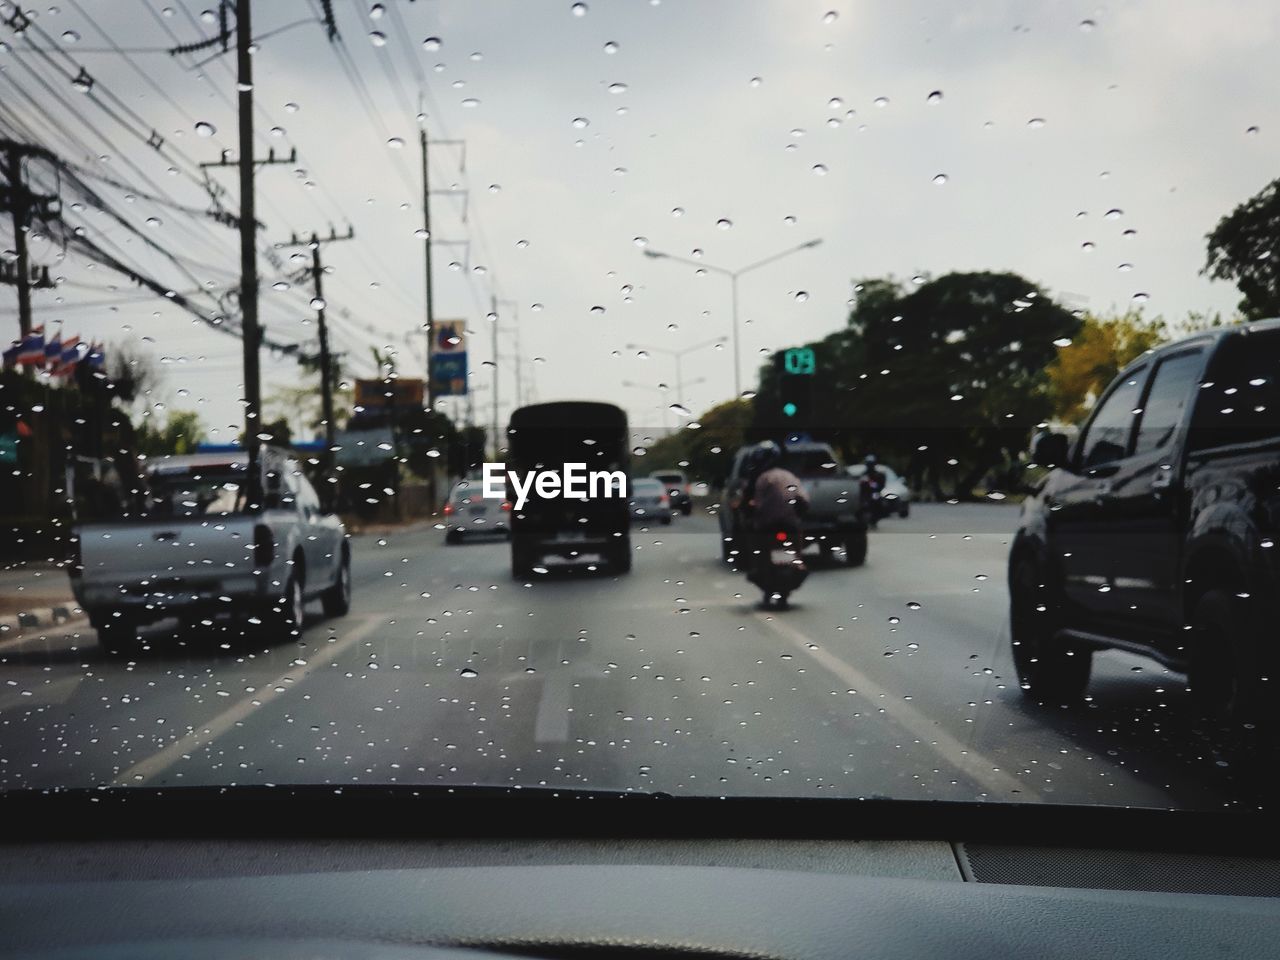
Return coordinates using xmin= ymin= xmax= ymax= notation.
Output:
xmin=783 ymin=402 xmax=797 ymax=417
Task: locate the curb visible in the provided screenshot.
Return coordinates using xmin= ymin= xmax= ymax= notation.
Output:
xmin=0 ymin=602 xmax=84 ymax=638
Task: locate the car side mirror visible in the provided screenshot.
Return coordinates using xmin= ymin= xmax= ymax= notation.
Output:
xmin=1031 ymin=431 xmax=1070 ymax=469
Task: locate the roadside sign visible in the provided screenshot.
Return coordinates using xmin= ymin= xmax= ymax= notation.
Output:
xmin=354 ymin=378 xmax=425 ymax=411
xmin=430 ymin=320 xmax=468 ymax=397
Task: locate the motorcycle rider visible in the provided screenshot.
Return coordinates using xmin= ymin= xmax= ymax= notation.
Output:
xmin=860 ymin=453 xmax=886 ymax=529
xmin=743 ymin=441 xmax=810 ymax=608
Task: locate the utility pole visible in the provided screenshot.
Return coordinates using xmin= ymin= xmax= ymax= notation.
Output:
xmin=186 ymin=2 xmax=296 ymax=503
xmin=420 ymin=124 xmax=436 ymax=411
xmin=490 ymin=294 xmax=499 ymax=460
xmin=418 ymin=122 xmax=466 ymax=410
xmin=277 ymin=226 xmax=354 ymax=496
xmin=1 ymin=141 xmax=59 ymax=336
xmin=234 ymin=0 xmax=261 ymax=501
xmin=495 ymin=298 xmax=523 ymax=407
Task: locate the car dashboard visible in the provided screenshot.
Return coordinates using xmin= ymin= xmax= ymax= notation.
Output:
xmin=2 ymin=789 xmax=1279 ymax=960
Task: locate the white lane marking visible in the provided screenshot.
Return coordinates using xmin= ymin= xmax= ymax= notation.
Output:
xmin=756 ymin=613 xmax=1043 ymax=802
xmin=534 ymin=668 xmax=573 ymax=743
xmin=0 ymin=675 xmax=83 ymax=712
xmin=113 ymin=614 xmax=382 ymax=786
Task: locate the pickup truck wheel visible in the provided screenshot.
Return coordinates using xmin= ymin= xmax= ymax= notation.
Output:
xmin=265 ymin=574 xmax=305 ymax=636
xmin=680 ymin=502 xmax=692 ymax=516
xmin=445 ymin=529 xmax=463 ymax=545
xmin=321 ymin=553 xmax=352 ymax=618
xmin=1009 ymin=555 xmax=1091 ymax=704
xmin=899 ymin=503 xmax=910 ymax=518
xmin=844 ymin=529 xmax=868 ymax=567
xmin=97 ymin=618 xmax=137 ymax=656
xmin=1188 ymin=589 xmax=1273 ymax=747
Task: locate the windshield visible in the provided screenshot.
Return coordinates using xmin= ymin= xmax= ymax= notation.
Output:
xmin=2 ymin=1 xmax=1278 ymax=817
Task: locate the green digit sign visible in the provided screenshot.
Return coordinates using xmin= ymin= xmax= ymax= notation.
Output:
xmin=783 ymin=347 xmax=815 ymax=375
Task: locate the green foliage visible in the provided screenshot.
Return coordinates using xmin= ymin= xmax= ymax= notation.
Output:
xmin=640 ymin=398 xmax=752 ymax=486
xmin=754 ymin=272 xmax=1080 ymax=497
xmin=1205 ymin=177 xmax=1280 ymax=320
xmin=136 ymin=409 xmax=206 ymax=456
xmin=1046 ymin=310 xmax=1167 ymax=424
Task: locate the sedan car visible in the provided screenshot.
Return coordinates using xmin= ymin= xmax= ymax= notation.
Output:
xmin=650 ymin=470 xmax=693 ymax=515
xmin=444 ymin=480 xmax=511 ymax=543
xmin=846 ymin=463 xmax=912 ymax=518
xmin=628 ymin=477 xmax=672 ymax=524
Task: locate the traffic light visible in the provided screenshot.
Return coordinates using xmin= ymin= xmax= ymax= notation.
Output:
xmin=776 ymin=347 xmax=815 ymax=421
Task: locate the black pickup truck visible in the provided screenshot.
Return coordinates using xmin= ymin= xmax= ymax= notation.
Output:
xmin=1009 ymin=320 xmax=1280 ymax=731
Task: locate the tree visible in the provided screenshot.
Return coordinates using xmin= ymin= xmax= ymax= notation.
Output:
xmin=754 ymin=272 xmax=1080 ymax=497
xmin=638 ymin=399 xmax=752 ymax=487
xmin=136 ymin=409 xmax=206 ymax=456
xmin=1205 ymin=177 xmax=1280 ymax=320
xmin=1046 ymin=310 xmax=1166 ymax=423
xmin=105 ymin=340 xmax=163 ymax=407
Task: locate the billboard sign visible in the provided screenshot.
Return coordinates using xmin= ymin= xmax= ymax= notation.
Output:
xmin=430 ymin=320 xmax=468 ymax=397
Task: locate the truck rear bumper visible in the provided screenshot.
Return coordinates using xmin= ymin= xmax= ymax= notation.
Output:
xmin=75 ymin=574 xmax=273 ymax=623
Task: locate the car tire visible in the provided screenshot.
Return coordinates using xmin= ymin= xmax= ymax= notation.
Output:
xmin=844 ymin=529 xmax=868 ymax=567
xmin=1009 ymin=553 xmax=1091 ymax=704
xmin=321 ymin=552 xmax=352 ymax=618
xmin=661 ymin=515 xmax=672 ymax=525
xmin=899 ymin=504 xmax=910 ymax=518
xmin=510 ymin=534 xmax=534 ymax=579
xmin=96 ymin=617 xmax=137 ymax=656
xmin=445 ymin=529 xmax=463 ymax=545
xmin=1188 ymin=588 xmax=1273 ymax=740
xmin=681 ymin=502 xmax=692 ymax=516
xmin=266 ymin=571 xmax=305 ymax=636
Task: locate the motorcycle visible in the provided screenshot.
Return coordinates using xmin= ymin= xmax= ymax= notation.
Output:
xmin=746 ymin=528 xmax=809 ymax=610
xmin=859 ymin=473 xmax=885 ymax=529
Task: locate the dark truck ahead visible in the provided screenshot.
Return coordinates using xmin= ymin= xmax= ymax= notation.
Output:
xmin=719 ymin=440 xmax=867 ymax=567
xmin=1010 ymin=320 xmax=1280 ymax=731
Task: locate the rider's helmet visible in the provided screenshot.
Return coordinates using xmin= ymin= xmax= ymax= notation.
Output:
xmin=755 ymin=440 xmax=783 ymax=471
xmin=864 ymin=453 xmax=878 ymax=468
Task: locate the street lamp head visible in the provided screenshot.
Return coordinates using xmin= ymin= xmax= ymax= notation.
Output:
xmin=800 ymin=238 xmax=823 ymax=249
xmin=642 ymin=249 xmax=665 ymax=259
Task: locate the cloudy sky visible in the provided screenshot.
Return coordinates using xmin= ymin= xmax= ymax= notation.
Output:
xmin=2 ymin=0 xmax=1277 ymax=441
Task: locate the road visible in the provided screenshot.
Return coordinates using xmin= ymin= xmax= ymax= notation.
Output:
xmin=0 ymin=503 xmax=1255 ymax=808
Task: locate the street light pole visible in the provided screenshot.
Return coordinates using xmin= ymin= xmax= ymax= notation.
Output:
xmin=642 ymin=238 xmax=822 ymax=401
xmin=624 ymin=335 xmax=727 ymax=413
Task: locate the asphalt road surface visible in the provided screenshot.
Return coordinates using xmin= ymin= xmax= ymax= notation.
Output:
xmin=0 ymin=503 xmax=1257 ymax=808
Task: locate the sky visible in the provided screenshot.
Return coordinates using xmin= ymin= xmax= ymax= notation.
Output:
xmin=1 ymin=0 xmax=1277 ymax=443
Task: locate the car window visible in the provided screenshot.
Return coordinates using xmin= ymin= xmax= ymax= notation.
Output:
xmin=1133 ymin=350 xmax=1205 ymax=456
xmin=1190 ymin=330 xmax=1280 ymax=449
xmin=783 ymin=451 xmax=841 ymax=477
xmin=1079 ymin=367 xmax=1147 ymax=468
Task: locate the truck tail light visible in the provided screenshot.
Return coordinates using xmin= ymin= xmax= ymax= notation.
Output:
xmin=501 ymin=500 xmax=512 ymax=511
xmin=253 ymin=524 xmax=274 ymax=567
xmin=443 ymin=503 xmax=455 ymax=516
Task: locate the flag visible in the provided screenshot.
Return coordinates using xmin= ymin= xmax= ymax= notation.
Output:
xmin=15 ymin=327 xmax=44 ymax=365
xmin=43 ymin=331 xmax=62 ymax=369
xmin=86 ymin=341 xmax=105 ymax=370
xmin=2 ymin=340 xmax=19 ymax=367
xmin=52 ymin=336 xmax=81 ymax=377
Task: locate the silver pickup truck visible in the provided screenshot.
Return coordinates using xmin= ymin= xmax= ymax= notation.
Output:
xmin=70 ymin=447 xmax=351 ymax=654
xmin=718 ymin=440 xmax=867 ymax=567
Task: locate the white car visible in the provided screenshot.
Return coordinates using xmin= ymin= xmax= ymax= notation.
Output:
xmin=444 ymin=479 xmax=511 ymax=543
xmin=847 ymin=463 xmax=912 ymax=518
xmin=628 ymin=477 xmax=672 ymax=524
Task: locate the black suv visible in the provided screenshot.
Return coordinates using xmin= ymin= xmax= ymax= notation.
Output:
xmin=1009 ymin=320 xmax=1280 ymax=729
